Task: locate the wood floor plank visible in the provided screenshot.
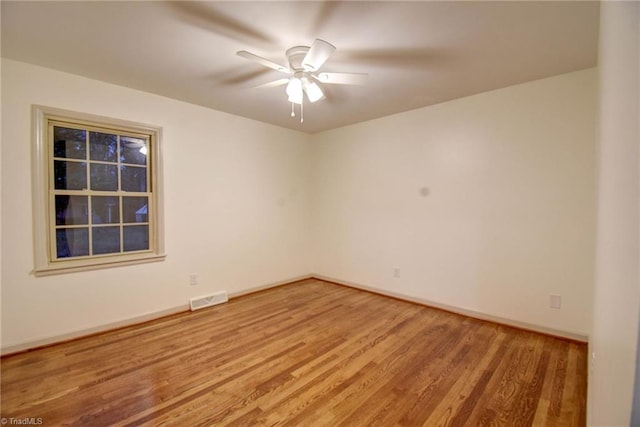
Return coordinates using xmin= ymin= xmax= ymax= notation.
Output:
xmin=418 ymin=325 xmax=508 ymax=426
xmin=1 ymin=279 xmax=587 ymax=426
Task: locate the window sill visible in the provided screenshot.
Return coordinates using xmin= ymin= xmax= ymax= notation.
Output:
xmin=33 ymin=254 xmax=167 ymax=276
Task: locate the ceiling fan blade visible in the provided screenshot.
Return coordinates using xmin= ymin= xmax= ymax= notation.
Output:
xmin=237 ymin=51 xmax=290 ymax=74
xmin=301 ymin=39 xmax=336 ymax=71
xmin=253 ymin=78 xmax=290 ymax=89
xmin=316 ymin=72 xmax=368 ymax=85
xmin=167 ymin=2 xmax=276 ymax=46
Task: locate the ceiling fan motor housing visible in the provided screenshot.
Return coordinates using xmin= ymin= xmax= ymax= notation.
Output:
xmin=286 ymin=46 xmax=311 ymax=71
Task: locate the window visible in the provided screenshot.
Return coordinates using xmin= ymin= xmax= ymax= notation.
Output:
xmin=33 ymin=106 xmax=165 ymax=275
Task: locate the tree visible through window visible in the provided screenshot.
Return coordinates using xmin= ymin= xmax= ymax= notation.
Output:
xmin=33 ymin=106 xmax=164 ymax=275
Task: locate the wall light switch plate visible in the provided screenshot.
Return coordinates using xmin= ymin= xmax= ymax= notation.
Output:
xmin=549 ymin=294 xmax=561 ymax=309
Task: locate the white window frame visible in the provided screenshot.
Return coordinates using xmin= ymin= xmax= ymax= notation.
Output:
xmin=32 ymin=105 xmax=165 ymax=276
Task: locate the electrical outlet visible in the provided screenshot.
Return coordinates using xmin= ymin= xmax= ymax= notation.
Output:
xmin=393 ymin=267 xmax=401 ymax=278
xmin=549 ymin=294 xmax=561 ymax=309
xmin=189 ymin=274 xmax=198 ymax=286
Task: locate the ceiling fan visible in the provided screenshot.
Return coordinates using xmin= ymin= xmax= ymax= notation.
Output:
xmin=237 ymin=39 xmax=368 ymax=123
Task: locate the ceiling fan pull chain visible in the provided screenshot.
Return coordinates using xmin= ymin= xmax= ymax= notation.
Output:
xmin=291 ymin=102 xmax=295 ymax=118
xmin=301 ymin=100 xmax=304 ymax=123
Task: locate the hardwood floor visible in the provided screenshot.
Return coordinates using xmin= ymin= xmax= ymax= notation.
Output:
xmin=1 ymin=279 xmax=587 ymax=426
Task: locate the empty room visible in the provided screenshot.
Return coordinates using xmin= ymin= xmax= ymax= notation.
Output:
xmin=1 ymin=1 xmax=638 ymax=426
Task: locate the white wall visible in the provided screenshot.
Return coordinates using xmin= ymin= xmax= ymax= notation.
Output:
xmin=0 ymin=4 xmax=4 ymax=353
xmin=311 ymin=69 xmax=597 ymax=338
xmin=590 ymin=2 xmax=640 ymax=426
xmin=0 ymin=59 xmax=312 ymax=353
xmin=0 ymin=58 xmax=600 ymax=356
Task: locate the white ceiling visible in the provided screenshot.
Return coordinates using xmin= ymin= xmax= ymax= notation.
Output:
xmin=1 ymin=1 xmax=599 ymax=134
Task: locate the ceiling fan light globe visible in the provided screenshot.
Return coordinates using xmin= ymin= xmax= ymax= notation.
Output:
xmin=286 ymin=79 xmax=303 ymax=104
xmin=304 ymin=81 xmax=325 ymax=103
xmin=286 ymin=78 xmax=302 ymax=97
xmin=288 ymin=93 xmax=303 ymax=105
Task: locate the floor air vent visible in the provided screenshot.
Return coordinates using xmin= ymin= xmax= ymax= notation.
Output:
xmin=190 ymin=291 xmax=228 ymax=311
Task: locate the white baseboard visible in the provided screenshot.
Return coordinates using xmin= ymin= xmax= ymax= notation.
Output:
xmin=228 ymin=274 xmax=313 ymax=299
xmin=312 ymin=274 xmax=589 ymax=343
xmin=2 ymin=273 xmax=585 ymax=355
xmin=0 ymin=304 xmax=189 ymax=356
xmin=1 ymin=274 xmax=314 ymax=356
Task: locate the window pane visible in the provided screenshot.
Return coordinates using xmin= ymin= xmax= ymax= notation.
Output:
xmin=92 ymin=196 xmax=120 ymax=224
xmin=121 ymin=166 xmax=147 ymax=192
xmin=54 ymin=160 xmax=87 ymax=190
xmin=124 ymin=225 xmax=149 ymax=252
xmin=90 ymin=163 xmax=118 ymax=191
xmin=120 ymin=137 xmax=147 ymax=165
xmin=56 ymin=228 xmax=89 ymax=258
xmin=55 ymin=195 xmax=88 ymax=225
xmin=123 ymin=197 xmax=148 ymax=223
xmin=92 ymin=226 xmax=121 ymax=255
xmin=89 ymin=131 xmax=117 ymax=162
xmin=53 ymin=127 xmax=86 ymax=159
